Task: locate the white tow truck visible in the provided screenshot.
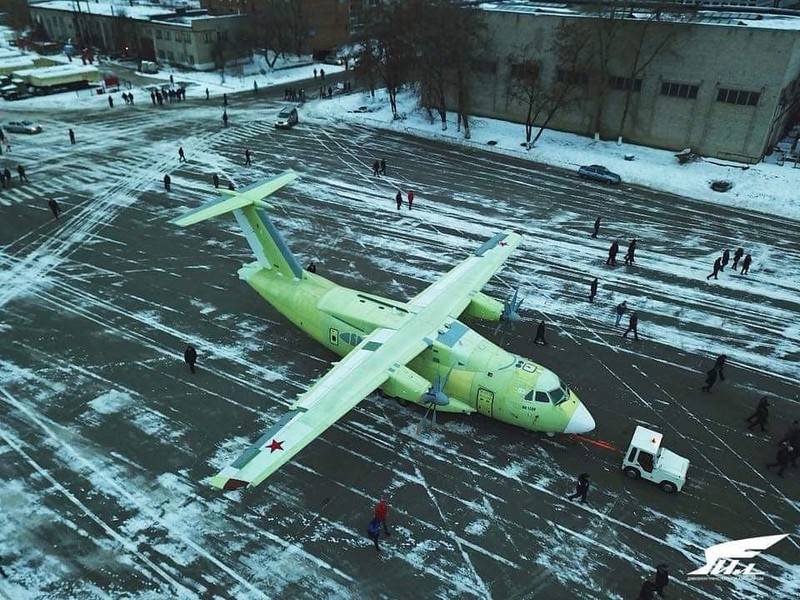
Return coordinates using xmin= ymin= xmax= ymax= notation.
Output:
xmin=621 ymin=426 xmax=689 ymax=493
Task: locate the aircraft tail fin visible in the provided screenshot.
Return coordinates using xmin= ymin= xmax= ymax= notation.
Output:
xmin=169 ymin=170 xmax=303 ymax=279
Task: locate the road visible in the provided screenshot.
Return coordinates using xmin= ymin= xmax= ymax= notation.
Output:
xmin=0 ymin=86 xmax=798 ymax=599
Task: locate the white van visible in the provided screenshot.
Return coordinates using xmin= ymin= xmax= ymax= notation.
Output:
xmin=140 ymin=61 xmax=159 ymax=74
xmin=621 ymin=426 xmax=689 ymax=493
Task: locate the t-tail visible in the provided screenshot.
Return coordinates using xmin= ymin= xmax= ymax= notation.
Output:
xmin=169 ymin=170 xmax=303 ymax=279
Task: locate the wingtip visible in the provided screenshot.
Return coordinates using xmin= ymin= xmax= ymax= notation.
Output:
xmin=210 ymin=475 xmax=249 ymax=491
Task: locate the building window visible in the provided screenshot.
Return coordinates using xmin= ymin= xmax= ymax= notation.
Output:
xmin=556 ymin=69 xmax=588 ymax=85
xmin=158 ymin=50 xmax=166 ymax=59
xmin=188 ymin=55 xmax=194 ymax=64
xmin=609 ymin=76 xmax=642 ymax=92
xmin=164 ymin=31 xmax=171 ymax=41
xmin=175 ymin=32 xmax=182 ymax=42
xmin=660 ymin=81 xmax=698 ymax=99
xmin=168 ymin=51 xmax=174 ymax=61
xmin=717 ymin=88 xmax=760 ymax=106
xmin=202 ymin=32 xmax=212 ymax=43
xmin=155 ymin=29 xmax=162 ymax=40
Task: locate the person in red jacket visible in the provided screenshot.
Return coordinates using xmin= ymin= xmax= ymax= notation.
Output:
xmin=374 ymin=499 xmax=391 ymax=535
xmin=407 ymin=190 xmax=414 ymax=210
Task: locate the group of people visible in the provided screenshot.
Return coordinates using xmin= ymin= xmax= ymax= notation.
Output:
xmin=148 ymin=86 xmax=186 ymax=106
xmin=394 ymin=189 xmax=414 ymax=210
xmin=319 ymin=81 xmax=352 ymax=99
xmin=604 ymin=237 xmax=637 ymax=267
xmin=283 ymin=88 xmax=306 ymax=102
xmin=706 ymin=247 xmax=752 ymax=280
xmin=372 ymin=158 xmax=387 ymax=176
xmin=0 ymin=166 xmax=16 ymax=188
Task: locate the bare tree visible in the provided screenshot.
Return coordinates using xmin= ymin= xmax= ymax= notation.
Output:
xmin=413 ymin=1 xmax=454 ymax=130
xmin=449 ymin=4 xmax=488 ymax=139
xmin=248 ymin=1 xmax=308 ymax=67
xmin=5 ymin=0 xmax=31 ymax=32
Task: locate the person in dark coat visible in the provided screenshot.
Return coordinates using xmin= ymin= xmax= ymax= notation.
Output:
xmin=606 ymin=240 xmax=619 ymax=266
xmin=184 ymin=344 xmax=198 ymax=373
xmin=745 ymin=396 xmax=769 ymax=431
xmin=622 ymin=311 xmax=639 ymax=340
xmin=163 ymin=173 xmax=171 ymax=191
xmin=615 ymin=301 xmax=627 ymax=326
xmin=395 ymin=190 xmax=403 ymax=210
xmin=17 ymin=164 xmax=28 ymax=183
xmin=714 ymin=354 xmax=727 ymax=380
xmin=654 ymin=563 xmax=669 ymax=596
xmin=150 ymin=90 xmax=156 ymax=105
xmin=205 ymin=87 xmax=209 ymax=100
xmin=380 ymin=158 xmax=387 ymax=175
xmin=374 ymin=499 xmax=391 ymax=535
xmin=766 ymin=443 xmax=793 ymax=477
xmin=732 ymin=247 xmax=744 ymax=270
xmin=624 ymin=239 xmax=637 ymax=265
xmin=740 ymin=254 xmax=752 ymax=275
xmin=306 ymin=262 xmax=316 ymax=273
xmin=589 ymin=277 xmax=598 ymax=303
xmin=706 ymin=256 xmax=722 ymax=280
xmin=591 ymin=216 xmax=600 ymax=238
xmin=223 ymin=93 xmax=228 ymax=106
xmin=567 ymin=473 xmax=590 ymax=502
xmin=2 ymin=167 xmax=10 ymax=188
xmin=222 ymin=110 xmax=229 ymax=127
xmin=367 ymin=516 xmax=382 ymax=551
xmin=637 ymin=580 xmax=656 ymax=600
xmin=228 ymin=182 xmax=235 ymax=190
xmin=720 ymin=248 xmax=730 ymax=271
xmin=212 ymin=173 xmax=220 ymax=188
xmin=108 ymin=95 xmax=114 ymax=108
xmin=48 ymin=198 xmax=61 ymax=219
xmin=178 ymin=146 xmax=186 ymax=162
xmin=373 ymin=160 xmax=380 ymax=176
xmin=701 ymin=367 xmax=717 ymax=392
xmin=534 ymin=320 xmax=547 ymax=345
xmin=69 ymin=128 xmax=76 ymax=145
xmin=245 ymin=149 xmax=252 ymax=166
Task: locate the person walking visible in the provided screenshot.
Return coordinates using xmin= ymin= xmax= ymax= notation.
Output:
xmin=108 ymin=95 xmax=114 ymax=108
xmin=395 ymin=190 xmax=403 ymax=210
xmin=714 ymin=354 xmax=727 ymax=381
xmin=205 ymin=87 xmax=209 ymax=100
xmin=615 ymin=301 xmax=627 ymax=327
xmin=720 ymin=248 xmax=730 ymax=271
xmin=222 ymin=110 xmax=229 ymax=127
xmin=732 ymin=247 xmax=744 ymax=270
xmin=637 ymin=580 xmax=656 ymax=600
xmin=622 ymin=311 xmax=639 ymax=341
xmin=740 ymin=254 xmax=752 ymax=275
xmin=223 ymin=93 xmax=228 ymax=107
xmin=654 ymin=563 xmax=669 ymax=597
xmin=69 ymin=128 xmax=76 ymax=145
xmin=319 ymin=68 xmax=325 ymax=81
xmin=706 ymin=256 xmax=722 ymax=280
xmin=591 ymin=216 xmax=600 ymax=238
xmin=589 ymin=277 xmax=598 ymax=303
xmin=606 ymin=240 xmax=619 ymax=266
xmin=701 ymin=367 xmax=717 ymax=393
xmin=212 ymin=173 xmax=220 ymax=188
xmin=3 ymin=167 xmax=10 ymax=188
xmin=367 ymin=516 xmax=382 ymax=551
xmin=407 ymin=190 xmax=414 ymax=210
xmin=253 ymin=80 xmax=258 ymax=96
xmin=766 ymin=443 xmax=793 ymax=477
xmin=374 ymin=499 xmax=391 ymax=535
xmin=313 ymin=68 xmax=317 ymax=79
xmin=567 ymin=473 xmax=590 ymax=503
xmin=380 ymin=158 xmax=387 ymax=175
xmin=372 ymin=160 xmax=380 ymax=176
xmin=184 ymin=344 xmax=198 ymax=373
xmin=624 ymin=239 xmax=637 ymax=265
xmin=745 ymin=396 xmax=769 ymax=431
xmin=178 ymin=146 xmax=186 ymax=162
xmin=306 ymin=262 xmax=317 ymax=274
xmin=48 ymin=198 xmax=61 ymax=219
xmin=16 ymin=164 xmax=28 ymax=183
xmin=533 ymin=320 xmax=547 ymax=345
xmin=245 ymin=149 xmax=252 ymax=166
xmin=228 ymin=182 xmax=235 ymax=191
xmin=163 ymin=173 xmax=171 ymax=191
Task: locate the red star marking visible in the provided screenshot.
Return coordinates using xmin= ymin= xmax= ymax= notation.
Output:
xmin=267 ymin=439 xmax=284 ymax=453
xmin=499 ymin=241 xmax=507 ymax=246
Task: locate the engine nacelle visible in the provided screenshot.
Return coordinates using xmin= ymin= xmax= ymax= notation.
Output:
xmin=462 ymin=292 xmax=504 ymax=321
xmin=381 ymin=365 xmax=430 ymax=403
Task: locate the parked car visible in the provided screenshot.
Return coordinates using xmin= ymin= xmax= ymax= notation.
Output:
xmin=5 ymin=120 xmax=43 ymax=134
xmin=274 ymin=106 xmax=298 ymax=129
xmin=578 ymin=164 xmax=621 ymax=184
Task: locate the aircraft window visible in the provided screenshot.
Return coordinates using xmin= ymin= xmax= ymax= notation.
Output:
xmin=549 ymin=383 xmax=569 ymax=406
xmin=524 ymin=391 xmax=533 ymax=402
xmin=535 ymin=391 xmax=550 ymax=403
xmin=638 ymin=451 xmax=654 ymax=473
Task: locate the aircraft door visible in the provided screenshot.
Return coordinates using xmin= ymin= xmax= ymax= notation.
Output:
xmin=477 ymin=388 xmax=494 ymax=417
xmin=329 ymin=328 xmax=339 ymax=346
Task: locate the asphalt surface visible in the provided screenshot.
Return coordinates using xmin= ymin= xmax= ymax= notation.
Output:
xmin=0 ymin=84 xmax=798 ymax=600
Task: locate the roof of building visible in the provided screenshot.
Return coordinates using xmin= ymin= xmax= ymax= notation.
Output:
xmin=480 ymin=1 xmax=800 ymax=31
xmin=28 ymin=0 xmax=236 ymax=24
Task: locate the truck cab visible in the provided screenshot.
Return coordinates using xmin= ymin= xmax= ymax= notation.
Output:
xmin=622 ymin=426 xmax=689 ymax=493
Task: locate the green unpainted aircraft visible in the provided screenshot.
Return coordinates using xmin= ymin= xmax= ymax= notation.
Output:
xmin=170 ymin=170 xmax=595 ymax=491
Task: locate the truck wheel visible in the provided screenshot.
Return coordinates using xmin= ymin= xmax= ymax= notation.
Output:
xmin=624 ymin=467 xmax=640 ymax=480
xmin=659 ymin=481 xmax=677 ymax=493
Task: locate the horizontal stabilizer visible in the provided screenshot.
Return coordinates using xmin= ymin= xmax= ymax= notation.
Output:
xmin=169 ymin=170 xmax=298 ymax=227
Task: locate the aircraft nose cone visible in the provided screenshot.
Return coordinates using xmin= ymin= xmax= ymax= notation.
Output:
xmin=564 ymin=403 xmax=596 ymax=434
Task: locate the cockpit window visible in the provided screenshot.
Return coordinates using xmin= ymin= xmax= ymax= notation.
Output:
xmin=535 ymin=391 xmax=550 ymax=403
xmin=549 ymin=382 xmax=570 ymax=406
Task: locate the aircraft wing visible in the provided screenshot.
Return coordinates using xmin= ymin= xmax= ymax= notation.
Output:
xmin=210 ymin=326 xmax=431 ymax=490
xmin=408 ymin=231 xmax=522 ymax=315
xmin=211 ymin=230 xmax=522 ymax=490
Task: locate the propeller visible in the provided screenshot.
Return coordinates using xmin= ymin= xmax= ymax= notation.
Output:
xmin=415 ymin=368 xmax=451 ymax=435
xmin=494 ymin=287 xmax=525 ymax=342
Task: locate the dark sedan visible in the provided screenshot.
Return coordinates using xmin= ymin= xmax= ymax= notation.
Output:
xmin=578 ymin=164 xmax=621 ymax=184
